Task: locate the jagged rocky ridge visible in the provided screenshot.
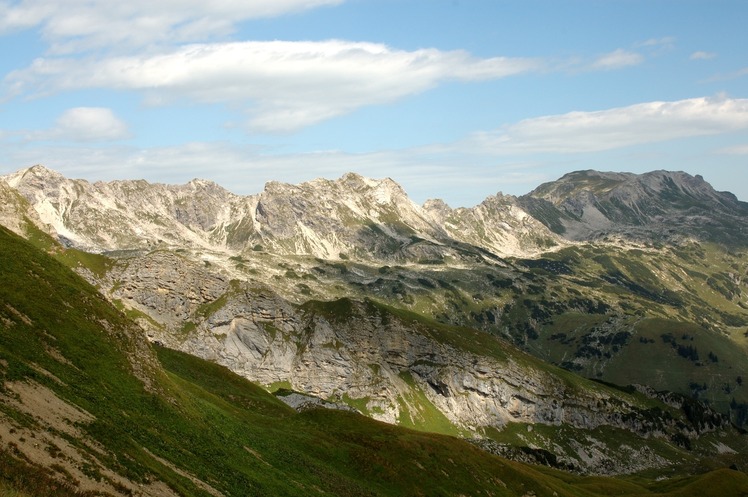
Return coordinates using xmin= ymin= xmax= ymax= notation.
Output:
xmin=5 ymin=166 xmax=748 ymax=259
xmin=2 ymin=165 xmax=558 ymax=260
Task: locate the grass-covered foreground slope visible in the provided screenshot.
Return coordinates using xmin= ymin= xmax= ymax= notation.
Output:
xmin=2 ymin=227 xmax=748 ymax=496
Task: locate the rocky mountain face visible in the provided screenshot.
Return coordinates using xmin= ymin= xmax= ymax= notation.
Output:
xmin=3 ymin=165 xmax=748 ymax=476
xmin=4 ymin=165 xmax=251 ymax=252
xmin=7 ymin=166 xmax=747 ymax=257
xmin=519 ymin=169 xmax=748 ymax=245
xmin=108 ymin=270 xmax=730 ymax=474
xmin=3 ymin=165 xmax=559 ymax=260
xmin=0 ymin=179 xmax=55 ymax=240
xmin=423 ymin=192 xmax=558 ymax=257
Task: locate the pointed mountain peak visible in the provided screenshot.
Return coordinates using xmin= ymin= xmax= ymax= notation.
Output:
xmin=188 ymin=177 xmax=213 ymax=186
xmin=336 ymin=172 xmax=404 ymax=194
xmin=4 ymin=165 xmax=64 ymax=188
xmin=339 ymin=171 xmax=369 ymax=183
xmin=25 ymin=164 xmax=63 ymax=177
xmin=186 ymin=177 xmax=227 ymax=193
xmin=261 ymin=177 xmax=292 ymax=191
xmin=3 ymin=165 xmax=73 ymax=192
xmin=423 ymin=198 xmax=451 ymax=211
xmin=377 ymin=176 xmax=405 ymax=191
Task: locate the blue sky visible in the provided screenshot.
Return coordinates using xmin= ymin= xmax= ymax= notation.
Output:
xmin=1 ymin=0 xmax=747 ymax=206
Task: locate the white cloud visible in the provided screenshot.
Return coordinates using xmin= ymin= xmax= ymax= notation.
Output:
xmin=4 ymin=41 xmax=540 ymax=132
xmin=468 ymin=96 xmax=748 ymax=154
xmin=635 ymin=37 xmax=676 ymax=56
xmin=29 ymin=107 xmax=131 ymax=142
xmin=690 ymin=51 xmax=717 ymax=60
xmin=705 ymin=67 xmax=748 ymax=83
xmin=591 ymin=49 xmax=644 ymax=70
xmin=636 ymin=37 xmax=676 ymax=48
xmin=0 ymin=0 xmax=346 ymax=52
xmin=576 ymin=39 xmax=672 ymax=73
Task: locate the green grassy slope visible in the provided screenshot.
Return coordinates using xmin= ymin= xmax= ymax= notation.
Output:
xmin=509 ymin=243 xmax=748 ymax=417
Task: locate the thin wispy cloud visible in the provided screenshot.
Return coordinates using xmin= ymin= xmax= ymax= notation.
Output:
xmin=583 ymin=38 xmax=674 ymax=72
xmin=560 ymin=44 xmax=651 ymax=74
xmin=705 ymin=67 xmax=748 ymax=82
xmin=591 ymin=49 xmax=644 ymax=70
xmin=635 ymin=36 xmax=676 ymax=55
xmin=0 ymin=3 xmax=674 ymax=134
xmin=691 ymin=51 xmax=717 ymax=60
xmin=636 ymin=37 xmax=676 ymax=48
xmin=4 ymin=41 xmax=541 ymax=132
xmin=2 ymin=39 xmax=664 ymax=133
xmin=718 ymin=144 xmax=748 ymax=155
xmin=467 ymin=96 xmax=748 ymax=154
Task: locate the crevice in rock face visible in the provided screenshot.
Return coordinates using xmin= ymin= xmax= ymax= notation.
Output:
xmin=426 ymin=379 xmax=450 ymax=397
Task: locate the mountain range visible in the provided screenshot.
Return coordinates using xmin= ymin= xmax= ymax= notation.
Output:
xmin=6 ymin=166 xmax=746 ymax=258
xmin=2 ymin=165 xmax=748 ymax=495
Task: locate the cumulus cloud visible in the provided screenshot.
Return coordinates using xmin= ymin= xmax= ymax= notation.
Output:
xmin=0 ymin=0 xmax=345 ymax=52
xmin=29 ymin=107 xmax=131 ymax=142
xmin=690 ymin=51 xmax=717 ymax=60
xmin=4 ymin=41 xmax=540 ymax=131
xmin=468 ymin=96 xmax=748 ymax=154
